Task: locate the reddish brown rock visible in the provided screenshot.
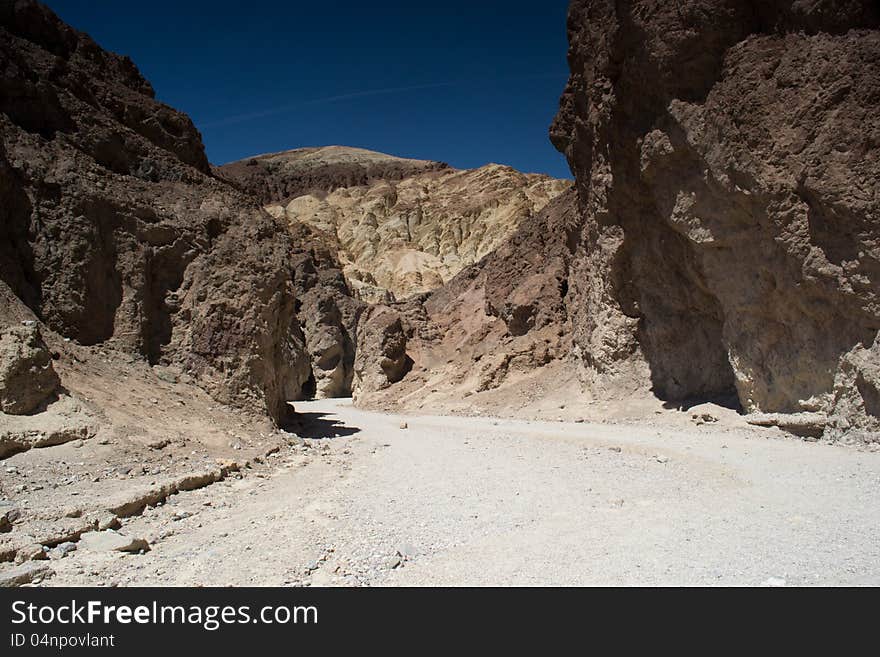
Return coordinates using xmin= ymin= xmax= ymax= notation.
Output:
xmin=353 ymin=189 xmax=577 ymax=404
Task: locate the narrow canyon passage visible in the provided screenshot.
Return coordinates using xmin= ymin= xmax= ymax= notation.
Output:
xmin=3 ymin=0 xmax=879 ymax=598
xmin=44 ymin=401 xmax=880 ymax=586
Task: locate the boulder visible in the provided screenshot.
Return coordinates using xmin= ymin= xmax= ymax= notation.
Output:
xmin=0 ymin=561 xmax=53 ymax=587
xmin=79 ymin=530 xmax=149 ymax=553
xmin=15 ymin=543 xmax=47 ymax=564
xmin=0 ymin=324 xmax=60 ymax=414
xmin=0 ymin=501 xmax=21 ymax=532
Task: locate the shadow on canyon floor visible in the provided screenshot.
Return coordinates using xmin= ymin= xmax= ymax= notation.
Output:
xmin=282 ymin=410 xmax=362 ymax=439
xmin=661 ymin=393 xmax=743 ymax=413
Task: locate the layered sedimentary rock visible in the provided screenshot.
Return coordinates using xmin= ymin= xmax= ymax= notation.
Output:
xmin=353 ymin=189 xmax=578 ymax=405
xmin=0 ymin=0 xmax=311 ymax=422
xmin=219 ymin=146 xmax=569 ymax=398
xmin=215 ymin=145 xmax=449 ymax=205
xmin=551 ymin=0 xmax=880 ymax=440
xmin=266 ymin=161 xmax=570 ymax=302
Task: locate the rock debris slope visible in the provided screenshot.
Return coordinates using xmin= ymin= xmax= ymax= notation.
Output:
xmin=551 ymin=0 xmax=880 ymax=441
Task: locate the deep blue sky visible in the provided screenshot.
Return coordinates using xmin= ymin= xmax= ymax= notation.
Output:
xmin=44 ymin=1 xmax=572 ymax=178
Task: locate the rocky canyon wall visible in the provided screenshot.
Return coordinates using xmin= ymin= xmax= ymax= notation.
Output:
xmin=6 ymin=0 xmax=878 ymax=444
xmin=0 ymin=0 xmax=313 ymax=423
xmin=552 ymin=0 xmax=880 ymax=440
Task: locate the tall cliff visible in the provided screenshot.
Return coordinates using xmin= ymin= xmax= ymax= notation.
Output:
xmin=0 ymin=0 xmax=313 ymax=422
xmin=551 ymin=0 xmax=880 ymax=440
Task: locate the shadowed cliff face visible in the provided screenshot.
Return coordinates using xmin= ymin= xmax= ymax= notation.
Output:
xmin=0 ymin=0 xmax=314 ymax=423
xmin=287 ymin=222 xmax=365 ymax=400
xmin=552 ymin=0 xmax=880 ymax=440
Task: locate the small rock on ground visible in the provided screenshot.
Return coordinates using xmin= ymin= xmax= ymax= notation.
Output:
xmin=79 ymin=530 xmax=149 ymax=553
xmin=760 ymin=577 xmax=787 ymax=587
xmin=0 ymin=562 xmax=54 ymax=587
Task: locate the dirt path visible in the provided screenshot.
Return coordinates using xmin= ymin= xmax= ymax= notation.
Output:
xmin=44 ymin=399 xmax=880 ymax=586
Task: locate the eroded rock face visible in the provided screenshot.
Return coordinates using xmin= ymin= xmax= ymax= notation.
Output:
xmin=353 ymin=190 xmax=578 ymax=404
xmin=352 ymin=305 xmax=412 ymax=399
xmin=289 ymin=223 xmax=364 ymax=398
xmin=552 ymin=0 xmax=880 ymax=438
xmin=827 ymin=339 xmax=880 ymax=442
xmin=0 ymin=1 xmax=310 ymax=422
xmin=0 ymin=323 xmax=60 ymax=414
xmin=220 ymin=148 xmax=569 ymax=399
xmin=272 ymin=163 xmax=570 ymax=302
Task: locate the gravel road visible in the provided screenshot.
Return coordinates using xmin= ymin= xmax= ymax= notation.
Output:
xmin=45 ymin=399 xmax=880 ymax=586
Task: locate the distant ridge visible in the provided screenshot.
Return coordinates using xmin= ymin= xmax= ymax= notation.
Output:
xmin=215 ymin=145 xmax=450 ymax=204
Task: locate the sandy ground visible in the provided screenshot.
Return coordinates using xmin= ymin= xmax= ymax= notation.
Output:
xmin=21 ymin=398 xmax=880 ymax=587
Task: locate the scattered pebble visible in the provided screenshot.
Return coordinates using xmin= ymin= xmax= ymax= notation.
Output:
xmin=382 ymin=555 xmax=401 ymax=570
xmin=761 ymin=577 xmax=787 ymax=587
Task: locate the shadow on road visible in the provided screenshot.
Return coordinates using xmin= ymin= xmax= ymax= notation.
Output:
xmin=281 ymin=411 xmax=361 ymax=439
